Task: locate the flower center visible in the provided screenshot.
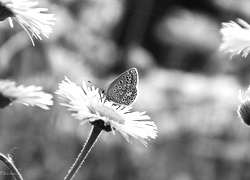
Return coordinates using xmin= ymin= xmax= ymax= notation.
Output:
xmin=90 ymin=97 xmax=125 ymax=125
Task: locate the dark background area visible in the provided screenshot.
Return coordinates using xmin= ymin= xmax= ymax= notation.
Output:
xmin=1 ymin=0 xmax=250 ymax=179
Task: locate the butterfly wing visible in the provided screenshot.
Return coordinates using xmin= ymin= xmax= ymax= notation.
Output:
xmin=105 ymin=68 xmax=139 ymax=106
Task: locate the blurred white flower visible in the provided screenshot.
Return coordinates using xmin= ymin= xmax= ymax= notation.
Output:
xmin=0 ymin=80 xmax=53 ymax=110
xmin=0 ymin=0 xmax=56 ymax=46
xmin=56 ymin=77 xmax=158 ymax=146
xmin=220 ymin=19 xmax=250 ymax=58
xmin=238 ymin=87 xmax=250 ymax=126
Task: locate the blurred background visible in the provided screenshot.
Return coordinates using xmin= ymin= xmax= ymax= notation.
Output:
xmin=1 ymin=0 xmax=250 ymax=179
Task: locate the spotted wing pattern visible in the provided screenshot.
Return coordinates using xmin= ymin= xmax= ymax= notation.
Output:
xmin=105 ymin=68 xmax=138 ymax=106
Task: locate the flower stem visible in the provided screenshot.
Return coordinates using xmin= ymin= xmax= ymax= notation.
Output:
xmin=0 ymin=153 xmax=23 ymax=180
xmin=64 ymin=126 xmax=102 ymax=180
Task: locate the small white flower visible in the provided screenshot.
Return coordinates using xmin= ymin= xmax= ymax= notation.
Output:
xmin=0 ymin=0 xmax=56 ymax=46
xmin=0 ymin=80 xmax=53 ymax=110
xmin=238 ymin=87 xmax=250 ymax=126
xmin=56 ymin=77 xmax=158 ymax=146
xmin=220 ymin=19 xmax=250 ymax=58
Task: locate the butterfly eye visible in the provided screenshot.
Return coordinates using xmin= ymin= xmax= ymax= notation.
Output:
xmin=118 ymin=86 xmax=122 ymax=89
xmin=119 ymin=80 xmax=123 ymax=84
xmin=113 ymin=89 xmax=117 ymax=92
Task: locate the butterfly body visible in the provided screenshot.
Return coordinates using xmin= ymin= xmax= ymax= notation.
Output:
xmin=104 ymin=68 xmax=139 ymax=106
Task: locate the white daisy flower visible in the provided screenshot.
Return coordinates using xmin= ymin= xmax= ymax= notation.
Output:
xmin=220 ymin=19 xmax=250 ymax=58
xmin=238 ymin=87 xmax=250 ymax=126
xmin=0 ymin=0 xmax=56 ymax=46
xmin=0 ymin=80 xmax=53 ymax=110
xmin=56 ymin=77 xmax=158 ymax=146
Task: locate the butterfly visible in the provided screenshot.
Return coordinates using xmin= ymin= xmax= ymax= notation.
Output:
xmin=103 ymin=68 xmax=139 ymax=106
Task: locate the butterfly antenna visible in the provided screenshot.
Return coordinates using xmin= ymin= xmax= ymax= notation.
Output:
xmin=88 ymin=80 xmax=99 ymax=87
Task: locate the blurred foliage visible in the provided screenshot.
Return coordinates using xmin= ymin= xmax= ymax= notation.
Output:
xmin=1 ymin=0 xmax=250 ymax=180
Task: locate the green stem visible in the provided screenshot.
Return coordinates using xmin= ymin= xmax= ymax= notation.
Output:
xmin=0 ymin=153 xmax=23 ymax=180
xmin=64 ymin=126 xmax=102 ymax=180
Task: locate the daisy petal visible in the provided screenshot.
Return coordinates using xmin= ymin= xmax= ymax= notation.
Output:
xmin=238 ymin=86 xmax=250 ymax=126
xmin=220 ymin=19 xmax=250 ymax=58
xmin=1 ymin=0 xmax=56 ymax=46
xmin=0 ymin=80 xmax=53 ymax=110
